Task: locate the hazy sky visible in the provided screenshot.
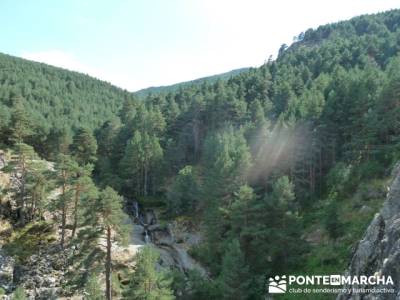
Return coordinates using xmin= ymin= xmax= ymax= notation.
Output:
xmin=0 ymin=0 xmax=398 ymax=91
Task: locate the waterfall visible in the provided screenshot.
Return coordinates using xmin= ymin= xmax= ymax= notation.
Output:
xmin=144 ymin=230 xmax=151 ymax=244
xmin=131 ymin=200 xmax=152 ymax=243
xmin=132 ymin=201 xmax=139 ymax=219
xmin=127 ymin=197 xmax=207 ymax=276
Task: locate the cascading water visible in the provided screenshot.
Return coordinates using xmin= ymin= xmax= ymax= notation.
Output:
xmin=131 ymin=200 xmax=152 ymax=243
xmin=133 ymin=201 xmax=139 ymax=219
xmin=127 ymin=198 xmax=207 ymax=276
xmin=144 ymin=231 xmax=151 ymax=244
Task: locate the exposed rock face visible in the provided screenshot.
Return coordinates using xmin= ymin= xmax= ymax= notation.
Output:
xmin=337 ymin=163 xmax=400 ymax=300
xmin=0 ymin=250 xmax=15 ymax=292
xmin=0 ymin=152 xmax=68 ymax=299
xmin=0 ymin=246 xmax=68 ymax=299
xmin=128 ymin=201 xmax=207 ymax=276
xmin=2 ymin=245 xmax=70 ymax=300
xmin=16 ymin=249 xmax=67 ymax=299
xmin=134 ymin=220 xmax=207 ymax=276
xmin=0 ymin=150 xmax=6 ymax=170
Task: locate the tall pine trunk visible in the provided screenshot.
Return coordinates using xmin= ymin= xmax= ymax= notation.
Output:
xmin=60 ymin=181 xmax=67 ymax=249
xmin=71 ymin=184 xmax=80 ymax=239
xmin=106 ymin=225 xmax=112 ymax=300
xmin=19 ymin=168 xmax=26 ymax=225
xmin=144 ymin=165 xmax=148 ymax=196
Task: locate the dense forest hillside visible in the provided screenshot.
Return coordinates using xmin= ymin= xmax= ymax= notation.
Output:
xmin=1 ymin=8 xmax=400 ymax=300
xmin=0 ymin=53 xmax=133 ymax=157
xmin=134 ymin=67 xmax=250 ymax=97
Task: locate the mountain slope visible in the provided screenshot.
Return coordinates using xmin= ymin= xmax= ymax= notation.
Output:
xmin=1 ymin=8 xmax=400 ymax=300
xmin=134 ymin=67 xmax=250 ymax=97
xmin=0 ymin=53 xmax=133 ymax=132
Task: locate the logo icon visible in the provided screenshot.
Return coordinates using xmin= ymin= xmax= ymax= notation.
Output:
xmin=268 ymin=275 xmax=287 ymax=294
xmin=330 ymin=275 xmax=342 ymax=286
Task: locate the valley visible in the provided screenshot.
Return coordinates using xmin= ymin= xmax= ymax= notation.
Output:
xmin=1 ymin=8 xmax=400 ymax=300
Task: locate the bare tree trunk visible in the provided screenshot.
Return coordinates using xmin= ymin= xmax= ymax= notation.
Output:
xmin=19 ymin=168 xmax=26 ymax=225
xmin=60 ymin=203 xmax=67 ymax=248
xmin=71 ymin=184 xmax=80 ymax=239
xmin=106 ymin=225 xmax=112 ymax=300
xmin=31 ymin=196 xmax=36 ymax=221
xmin=60 ymin=182 xmax=67 ymax=249
xmin=144 ymin=165 xmax=148 ymax=196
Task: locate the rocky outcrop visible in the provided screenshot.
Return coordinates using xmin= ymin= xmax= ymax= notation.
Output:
xmin=128 ymin=201 xmax=207 ymax=276
xmin=0 ymin=245 xmax=70 ymax=299
xmin=133 ymin=220 xmax=207 ymax=276
xmin=337 ymin=163 xmax=400 ymax=300
xmin=16 ymin=248 xmax=68 ymax=300
xmin=0 ymin=250 xmax=15 ymax=292
xmin=0 ymin=152 xmax=69 ymax=299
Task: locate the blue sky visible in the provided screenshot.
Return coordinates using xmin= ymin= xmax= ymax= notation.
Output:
xmin=0 ymin=0 xmax=399 ymax=91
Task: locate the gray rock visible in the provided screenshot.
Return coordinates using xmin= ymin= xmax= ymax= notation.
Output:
xmin=0 ymin=151 xmax=6 ymax=170
xmin=33 ymin=275 xmax=44 ymax=287
xmin=43 ymin=276 xmax=56 ymax=288
xmin=35 ymin=287 xmax=58 ymax=300
xmin=152 ymin=228 xmax=175 ymax=246
xmin=337 ymin=162 xmax=400 ymax=300
xmin=0 ymin=251 xmax=14 ymax=290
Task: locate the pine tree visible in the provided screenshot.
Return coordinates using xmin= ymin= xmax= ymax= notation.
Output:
xmin=125 ymin=246 xmax=175 ymax=300
xmin=46 ymin=126 xmax=72 ymax=159
xmin=229 ymin=185 xmax=256 ymax=258
xmin=218 ymin=239 xmax=250 ymax=300
xmin=96 ymin=187 xmax=128 ymax=300
xmin=166 ymin=165 xmax=198 ymax=215
xmin=54 ymin=154 xmax=79 ymax=249
xmin=374 ymin=57 xmax=400 ymax=163
xmin=10 ymin=98 xmax=33 ymax=143
xmin=25 ymin=160 xmax=50 ymax=221
xmin=249 ymin=99 xmax=267 ymax=129
xmin=71 ymin=164 xmax=97 ymax=240
xmin=120 ymin=131 xmax=163 ymax=196
xmin=323 ymin=194 xmax=342 ymax=239
xmin=84 ymin=273 xmax=105 ymax=300
xmin=70 ymin=127 xmax=98 ymax=165
xmin=272 ymin=176 xmax=295 ymax=211
xmin=0 ymin=103 xmax=11 ymax=144
xmin=119 ymin=131 xmax=145 ymax=195
xmin=202 ymin=127 xmax=252 ymax=268
xmin=12 ymin=143 xmax=37 ymax=224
